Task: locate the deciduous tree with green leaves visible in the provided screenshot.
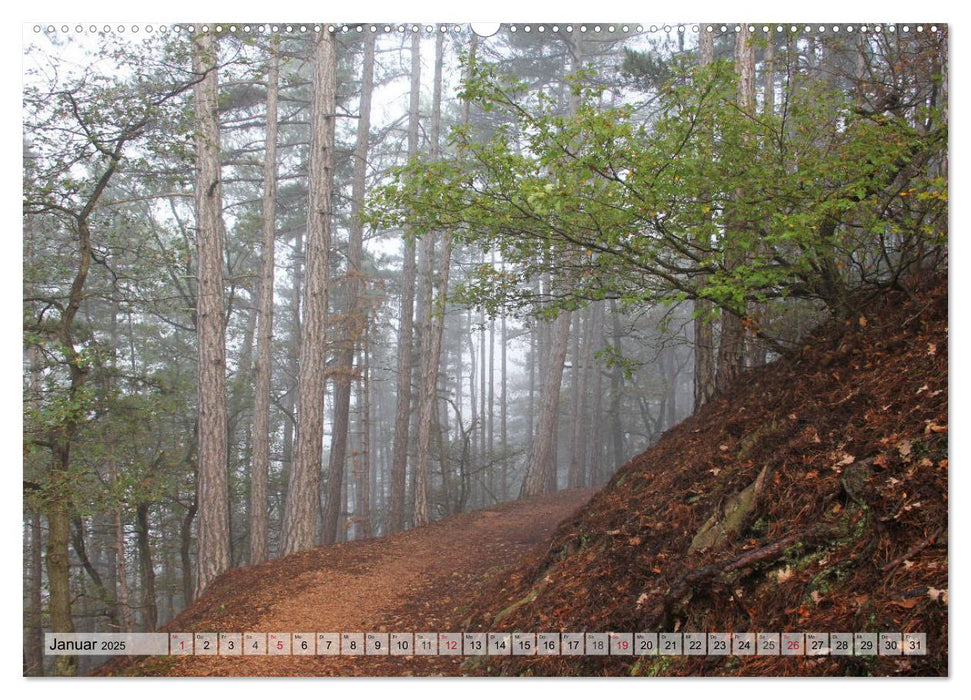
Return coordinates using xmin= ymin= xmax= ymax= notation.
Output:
xmin=370 ymin=48 xmax=946 ymax=365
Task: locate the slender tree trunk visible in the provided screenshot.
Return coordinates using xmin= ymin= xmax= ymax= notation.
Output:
xmin=282 ymin=29 xmax=337 ymax=555
xmin=478 ymin=292 xmax=486 ymax=486
xmin=716 ymin=26 xmax=755 ymax=394
xmin=748 ymin=33 xmax=775 ymax=368
xmin=46 ymin=147 xmax=103 ymax=679
xmin=228 ymin=297 xmax=258 ymax=565
xmin=193 ymin=28 xmax=231 ymax=596
xmin=135 ymin=503 xmax=158 ymax=630
xmin=488 ymin=256 xmax=495 ymax=470
xmin=388 ymin=32 xmax=421 ymax=535
xmin=249 ymin=37 xmax=280 ymax=566
xmin=693 ymin=26 xmax=717 ymax=408
xmin=500 ymin=309 xmax=508 ymax=500
xmin=520 ymin=37 xmax=584 ymax=498
xmin=180 ymin=428 xmax=198 ymax=607
xmin=589 ymin=301 xmax=605 ymax=486
xmin=468 ymin=308 xmax=478 ymax=473
xmin=527 ymin=318 xmax=535 ymax=451
xmin=70 ymin=517 xmax=119 ymax=631
xmin=358 ymin=329 xmax=373 ymax=538
xmin=569 ymin=305 xmax=593 ymax=488
xmin=567 ymin=314 xmax=582 ymax=488
xmin=112 ymin=509 xmax=135 ymax=629
xmin=520 ymin=311 xmax=571 ymax=497
xmin=45 ymin=217 xmax=97 ymax=678
xmin=322 ymin=33 xmax=374 ymax=544
xmin=280 ymin=223 xmax=303 ymax=544
xmin=414 ymin=31 xmax=448 ymax=527
xmin=609 ymin=299 xmax=625 ymax=471
xmin=24 ymin=510 xmax=44 ymax=676
xmin=763 ymin=33 xmax=775 ymax=115
xmin=664 ymin=345 xmax=678 ymax=428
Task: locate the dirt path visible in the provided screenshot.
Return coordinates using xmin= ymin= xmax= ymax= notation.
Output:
xmin=107 ymin=489 xmax=593 ymax=677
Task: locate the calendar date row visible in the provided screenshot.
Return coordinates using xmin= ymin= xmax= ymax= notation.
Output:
xmin=46 ymin=631 xmax=926 ymax=657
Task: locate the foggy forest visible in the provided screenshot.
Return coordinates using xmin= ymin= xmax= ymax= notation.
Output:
xmin=22 ymin=22 xmax=947 ymax=677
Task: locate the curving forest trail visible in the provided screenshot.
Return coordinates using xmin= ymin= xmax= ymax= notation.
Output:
xmin=99 ymin=489 xmax=594 ymax=676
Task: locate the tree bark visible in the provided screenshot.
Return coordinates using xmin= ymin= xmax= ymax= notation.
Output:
xmin=282 ymin=29 xmax=337 ymax=555
xmin=193 ymin=27 xmax=232 ymax=596
xmin=388 ymin=32 xmax=421 ymax=535
xmin=413 ymin=33 xmax=446 ymax=527
xmin=249 ymin=36 xmax=280 ymax=565
xmin=715 ymin=25 xmax=755 ymax=394
xmin=322 ymin=32 xmax=375 ymax=544
xmin=693 ymin=26 xmax=717 ymax=408
xmin=520 ymin=310 xmax=572 ymax=497
xmin=519 ymin=36 xmax=583 ymax=498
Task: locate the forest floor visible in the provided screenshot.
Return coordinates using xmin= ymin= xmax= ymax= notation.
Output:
xmin=457 ymin=278 xmax=948 ymax=677
xmin=99 ymin=278 xmax=947 ymax=678
xmin=97 ymin=488 xmax=594 ymax=676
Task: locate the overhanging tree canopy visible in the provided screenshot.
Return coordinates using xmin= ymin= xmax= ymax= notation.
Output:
xmin=370 ymin=53 xmax=947 ymax=328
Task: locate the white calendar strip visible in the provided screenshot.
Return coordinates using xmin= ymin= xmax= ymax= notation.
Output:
xmin=44 ymin=632 xmax=927 ymax=657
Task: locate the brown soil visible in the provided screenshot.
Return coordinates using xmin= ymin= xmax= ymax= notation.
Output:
xmin=460 ymin=279 xmax=948 ymax=677
xmin=99 ymin=278 xmax=947 ymax=678
xmin=96 ymin=488 xmax=594 ymax=676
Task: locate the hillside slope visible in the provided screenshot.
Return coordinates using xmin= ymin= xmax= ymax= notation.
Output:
xmin=460 ymin=280 xmax=947 ymax=676
xmin=99 ymin=281 xmax=946 ymax=678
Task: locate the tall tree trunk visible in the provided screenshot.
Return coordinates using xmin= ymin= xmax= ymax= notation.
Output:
xmin=193 ymin=27 xmax=231 ymax=596
xmin=693 ymin=26 xmax=717 ymax=408
xmin=282 ymin=29 xmax=337 ymax=555
xmin=500 ymin=309 xmax=508 ymax=500
xmin=249 ymin=37 xmax=280 ymax=566
xmin=322 ymin=33 xmax=375 ymax=544
xmin=478 ymin=292 xmax=486 ymax=487
xmin=520 ymin=36 xmax=583 ymax=498
xmin=45 ymin=202 xmax=95 ymax=677
xmin=414 ymin=31 xmax=448 ymax=527
xmin=24 ymin=322 xmax=45 ymax=675
xmin=46 ymin=124 xmax=101 ymax=679
xmin=388 ymin=32 xmax=421 ymax=535
xmin=716 ymin=25 xmax=755 ymax=395
xmin=488 ymin=256 xmax=495 ymax=472
xmin=748 ymin=31 xmax=775 ymax=368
